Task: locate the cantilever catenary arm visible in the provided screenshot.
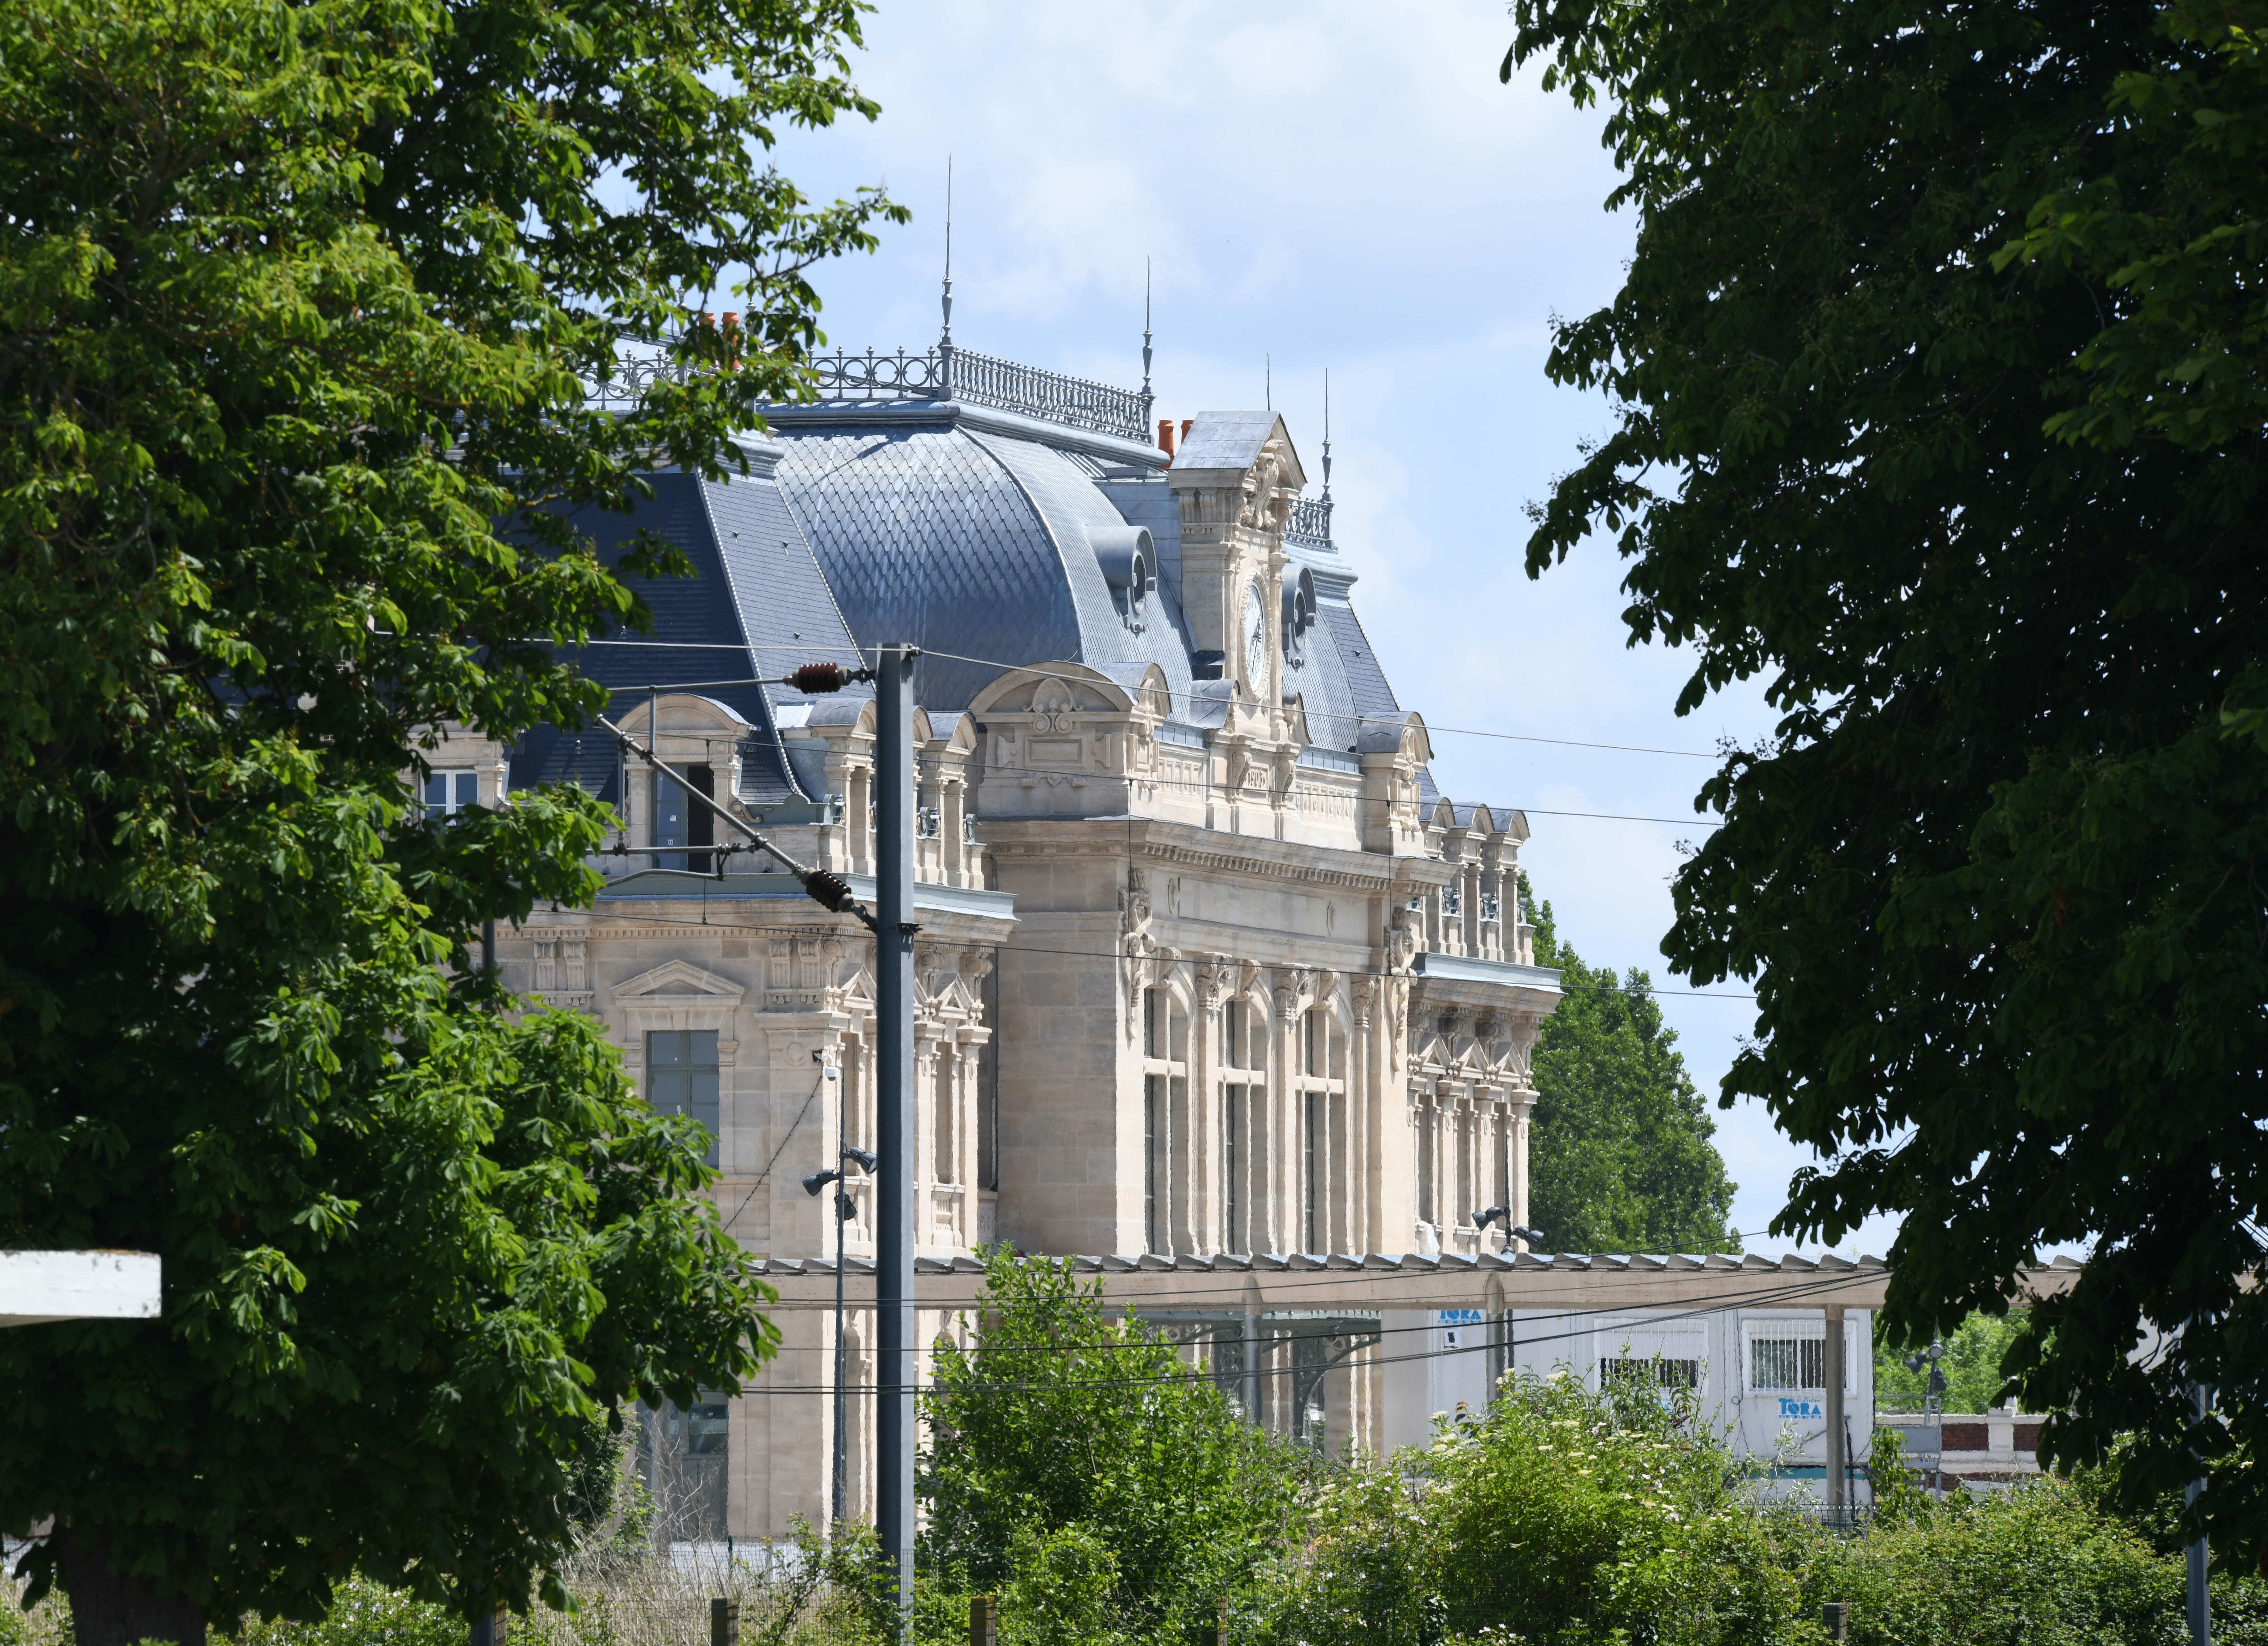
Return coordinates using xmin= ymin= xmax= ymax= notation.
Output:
xmin=594 ymin=711 xmax=877 ymax=933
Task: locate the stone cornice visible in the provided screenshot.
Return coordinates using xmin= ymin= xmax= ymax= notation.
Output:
xmin=982 ymin=815 xmax=1401 ymax=893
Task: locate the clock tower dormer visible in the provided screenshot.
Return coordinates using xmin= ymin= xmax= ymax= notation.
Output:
xmin=1166 ymin=411 xmax=1307 ymax=713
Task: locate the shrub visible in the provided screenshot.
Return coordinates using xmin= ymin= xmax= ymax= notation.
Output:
xmin=1802 ymin=1482 xmax=2177 ymax=1646
xmin=1257 ymin=1371 xmax=1806 ymax=1646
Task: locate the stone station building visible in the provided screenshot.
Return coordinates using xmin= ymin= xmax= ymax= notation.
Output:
xmin=429 ymin=336 xmax=1570 ymax=1539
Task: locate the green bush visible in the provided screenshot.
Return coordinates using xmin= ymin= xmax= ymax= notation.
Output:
xmin=1257 ymin=1372 xmax=1808 ymax=1646
xmin=1804 ymin=1481 xmax=2177 ymax=1646
xmin=231 ymin=1578 xmax=461 ymax=1646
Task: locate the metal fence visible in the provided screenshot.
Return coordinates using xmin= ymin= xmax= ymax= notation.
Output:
xmin=585 ymin=338 xmax=1155 ymax=445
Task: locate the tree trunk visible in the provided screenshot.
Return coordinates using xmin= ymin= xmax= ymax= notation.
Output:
xmin=55 ymin=1524 xmax=206 ymax=1646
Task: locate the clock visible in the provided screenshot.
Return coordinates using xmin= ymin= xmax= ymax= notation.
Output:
xmin=1241 ymin=582 xmax=1268 ymax=689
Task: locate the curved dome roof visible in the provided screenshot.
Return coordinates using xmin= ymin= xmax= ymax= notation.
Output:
xmin=772 ymin=419 xmax=1198 ymax=712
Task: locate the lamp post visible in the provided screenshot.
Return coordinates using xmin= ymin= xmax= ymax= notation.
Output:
xmin=801 ymin=1054 xmax=876 ymax=1528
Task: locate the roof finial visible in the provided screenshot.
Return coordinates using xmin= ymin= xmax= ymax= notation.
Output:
xmin=1322 ymin=368 xmax=1332 ymax=496
xmin=1139 ymin=256 xmax=1155 ymax=430
xmin=1265 ymin=353 xmax=1271 ymax=411
xmin=940 ymin=156 xmax=954 ymax=350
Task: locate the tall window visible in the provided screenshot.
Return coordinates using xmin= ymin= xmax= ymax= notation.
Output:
xmin=1144 ymin=1073 xmax=1160 ymax=1254
xmin=653 ymin=764 xmax=715 ymax=871
xmin=1221 ymin=999 xmax=1262 ymax=1254
xmin=934 ymin=1054 xmax=957 ymax=1186
xmin=1303 ymin=1091 xmax=1323 ymax=1254
xmin=1138 ymin=988 xmax=1184 ymax=1255
xmin=1295 ymin=1007 xmax=1344 ymax=1255
xmin=1416 ymin=1098 xmax=1436 ymax=1227
xmin=423 ymin=770 xmax=479 ymax=816
xmin=1223 ymin=1087 xmax=1242 ymax=1255
xmin=646 ymin=1030 xmax=720 ymax=1165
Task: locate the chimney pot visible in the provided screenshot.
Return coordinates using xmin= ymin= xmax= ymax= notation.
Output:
xmin=1157 ymin=418 xmax=1175 ymax=459
xmin=1180 ymin=417 xmax=1195 ymax=443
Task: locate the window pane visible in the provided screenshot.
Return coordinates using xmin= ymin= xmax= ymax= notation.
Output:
xmin=455 ymin=771 xmax=480 ymax=808
xmin=644 ymin=1030 xmax=719 ymax=1166
xmin=1750 ymin=1337 xmax=1830 ymax=1390
xmin=425 ymin=772 xmax=449 ymax=809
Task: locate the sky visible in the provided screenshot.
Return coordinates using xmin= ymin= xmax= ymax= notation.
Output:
xmin=765 ymin=0 xmax=1904 ymax=1261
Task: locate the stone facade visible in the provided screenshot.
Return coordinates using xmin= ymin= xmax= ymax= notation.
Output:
xmin=431 ymin=378 xmax=1563 ymax=1539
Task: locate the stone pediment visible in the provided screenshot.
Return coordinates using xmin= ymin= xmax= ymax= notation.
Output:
xmin=610 ymin=960 xmax=748 ymax=1007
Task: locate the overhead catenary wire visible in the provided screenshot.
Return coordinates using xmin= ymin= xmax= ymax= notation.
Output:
xmin=565 ymin=639 xmax=1728 ymax=760
xmin=564 ymin=674 xmax=1726 ymax=829
xmin=545 ymin=903 xmax=1763 ymax=1001
xmin=720 ymin=1270 xmax=1883 ymax=1396
xmin=741 ymin=1268 xmax=1883 ymax=1354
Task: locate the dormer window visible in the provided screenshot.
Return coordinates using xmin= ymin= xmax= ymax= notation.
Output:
xmin=1092 ymin=525 xmax=1155 ymax=632
xmin=423 ymin=770 xmax=479 ymax=817
xmin=1280 ymin=566 xmax=1317 ymax=663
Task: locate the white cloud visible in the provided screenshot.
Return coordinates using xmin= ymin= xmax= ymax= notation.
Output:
xmin=765 ymin=0 xmax=1892 ymax=1260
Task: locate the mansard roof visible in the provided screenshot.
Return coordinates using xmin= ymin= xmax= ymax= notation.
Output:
xmin=519 ymin=341 xmax=1474 ymax=821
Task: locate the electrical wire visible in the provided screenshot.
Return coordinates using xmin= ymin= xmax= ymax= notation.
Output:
xmin=565 ymin=640 xmax=1727 ymax=761
xmin=743 ymin=1270 xmax=1881 ymax=1354
xmin=723 ymin=1271 xmax=1881 ymax=1396
xmin=721 ymin=1067 xmax=826 ymax=1232
xmin=542 ymin=903 xmax=1762 ymax=1001
xmin=739 ymin=1253 xmax=1870 ymax=1311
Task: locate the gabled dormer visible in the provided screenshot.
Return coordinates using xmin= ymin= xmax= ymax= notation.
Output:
xmin=1166 ymin=412 xmax=1306 ymax=714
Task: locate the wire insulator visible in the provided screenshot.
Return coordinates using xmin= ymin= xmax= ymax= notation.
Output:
xmin=788 ymin=662 xmax=850 ymax=694
xmin=801 ymin=870 xmax=858 ymax=913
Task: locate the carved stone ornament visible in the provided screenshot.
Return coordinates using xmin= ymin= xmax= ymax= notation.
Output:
xmin=1387 ymin=911 xmax=1420 ymax=974
xmin=1121 ymin=882 xmax=1156 ymax=1042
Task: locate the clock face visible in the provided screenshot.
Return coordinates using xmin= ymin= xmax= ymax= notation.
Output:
xmin=1242 ymin=582 xmax=1268 ymax=689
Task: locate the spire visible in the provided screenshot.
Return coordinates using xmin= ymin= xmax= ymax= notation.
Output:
xmin=940 ymin=156 xmax=954 ymax=350
xmin=1141 ymin=257 xmax=1152 ymax=399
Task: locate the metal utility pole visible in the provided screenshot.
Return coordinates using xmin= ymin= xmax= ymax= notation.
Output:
xmin=1823 ymin=1303 xmax=1848 ymax=1524
xmin=2189 ymin=1382 xmax=2213 ymax=1646
xmin=874 ymin=642 xmax=918 ymax=1641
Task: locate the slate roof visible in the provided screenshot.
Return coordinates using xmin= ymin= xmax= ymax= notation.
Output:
xmin=1172 ymin=409 xmax=1302 ymax=481
xmin=505 ymin=393 xmax=1457 ymax=823
xmin=509 ymin=463 xmax=862 ymax=815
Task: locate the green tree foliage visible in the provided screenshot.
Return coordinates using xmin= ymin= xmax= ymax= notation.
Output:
xmin=0 ymin=0 xmax=897 ymax=1637
xmin=918 ymin=1251 xmax=1308 ymax=1644
xmin=1257 ymin=1372 xmax=1807 ymax=1646
xmin=1507 ymin=0 xmax=2266 ymax=1558
xmin=1521 ymin=875 xmax=1739 ymax=1254
xmin=1874 ymin=1311 xmax=2030 ymax=1414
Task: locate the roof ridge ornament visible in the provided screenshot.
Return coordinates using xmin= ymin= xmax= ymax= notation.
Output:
xmin=1285 ymin=370 xmax=1335 ymax=552
xmin=940 ymin=156 xmax=953 ymax=353
xmin=1141 ymin=257 xmax=1152 ymax=401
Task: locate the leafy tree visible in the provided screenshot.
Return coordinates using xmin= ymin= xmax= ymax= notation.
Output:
xmin=919 ymin=1250 xmax=1308 ymax=1644
xmin=1521 ymin=875 xmax=1739 ymax=1254
xmin=0 ymin=0 xmax=897 ymax=1640
xmin=1873 ymin=1311 xmax=2030 ymax=1415
xmin=1508 ymin=0 xmax=2266 ymax=1558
